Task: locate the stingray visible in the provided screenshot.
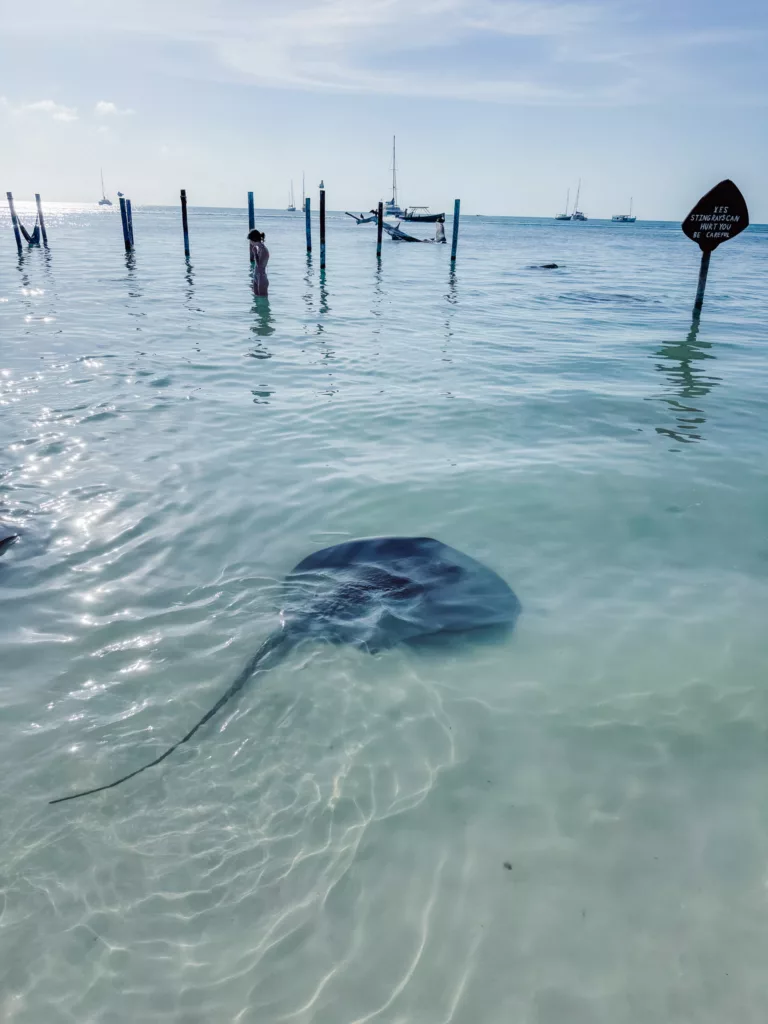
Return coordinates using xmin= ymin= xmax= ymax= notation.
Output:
xmin=50 ymin=536 xmax=521 ymax=804
xmin=0 ymin=530 xmax=19 ymax=557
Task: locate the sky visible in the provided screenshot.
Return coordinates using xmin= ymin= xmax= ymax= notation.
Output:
xmin=1 ymin=0 xmax=766 ymax=219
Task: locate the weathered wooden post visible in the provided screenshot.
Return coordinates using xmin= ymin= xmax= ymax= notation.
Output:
xmin=180 ymin=189 xmax=190 ymax=256
xmin=34 ymin=194 xmax=49 ymax=247
xmin=319 ymin=184 xmax=326 ymax=270
xmin=682 ymin=179 xmax=748 ymax=315
xmin=693 ymin=252 xmax=711 ymax=313
xmin=248 ymin=191 xmax=255 ymax=232
xmin=118 ymin=196 xmax=132 ymax=251
xmin=126 ymin=199 xmax=135 ymax=247
xmin=305 ymin=197 xmax=312 ymax=254
xmin=6 ymin=192 xmax=23 ymax=253
xmin=450 ymin=199 xmax=460 ymax=265
xmin=376 ymin=201 xmax=383 ymax=259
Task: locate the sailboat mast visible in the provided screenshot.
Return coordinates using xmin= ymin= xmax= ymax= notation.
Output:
xmin=574 ymin=178 xmax=581 ymax=210
xmin=565 ymin=188 xmax=570 ymax=215
xmin=302 ymin=172 xmax=305 ymax=208
xmin=629 ymin=196 xmax=633 ymax=217
xmin=101 ymin=167 xmax=105 ymax=199
xmin=391 ymin=135 xmax=398 ymax=206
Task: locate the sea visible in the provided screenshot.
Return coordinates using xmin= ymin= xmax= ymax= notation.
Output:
xmin=1 ymin=202 xmax=767 ymax=1023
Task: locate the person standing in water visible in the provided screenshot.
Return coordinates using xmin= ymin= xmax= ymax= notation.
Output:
xmin=248 ymin=229 xmax=269 ymax=297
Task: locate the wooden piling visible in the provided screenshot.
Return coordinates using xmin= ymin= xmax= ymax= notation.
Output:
xmin=692 ymin=250 xmax=711 ymax=315
xmin=6 ymin=193 xmax=23 ymax=252
xmin=126 ymin=199 xmax=135 ymax=247
xmin=248 ymin=191 xmax=255 ymax=232
xmin=376 ymin=201 xmax=383 ymax=258
xmin=450 ymin=199 xmax=460 ymax=264
xmin=319 ymin=188 xmax=326 ymax=269
xmin=34 ymin=194 xmax=48 ymax=246
xmin=305 ymin=197 xmax=312 ymax=254
xmin=180 ymin=189 xmax=190 ymax=256
xmin=118 ymin=196 xmax=132 ymax=251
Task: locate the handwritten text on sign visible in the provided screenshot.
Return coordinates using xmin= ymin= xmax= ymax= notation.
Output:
xmin=682 ymin=179 xmax=749 ymax=253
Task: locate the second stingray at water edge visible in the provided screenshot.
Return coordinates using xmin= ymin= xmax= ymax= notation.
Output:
xmin=50 ymin=536 xmax=522 ymax=804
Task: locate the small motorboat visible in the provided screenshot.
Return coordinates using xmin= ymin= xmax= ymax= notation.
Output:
xmin=401 ymin=207 xmax=445 ymax=223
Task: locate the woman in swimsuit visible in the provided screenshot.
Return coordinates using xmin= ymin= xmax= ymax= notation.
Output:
xmin=247 ymin=229 xmax=270 ymax=297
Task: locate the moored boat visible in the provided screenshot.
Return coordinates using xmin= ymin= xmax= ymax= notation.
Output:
xmin=98 ymin=168 xmax=112 ymax=206
xmin=612 ymin=197 xmax=636 ymax=222
xmin=555 ymin=188 xmax=571 ymax=220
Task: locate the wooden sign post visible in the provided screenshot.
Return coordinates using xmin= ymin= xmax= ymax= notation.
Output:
xmin=682 ymin=179 xmax=748 ymax=314
xmin=376 ymin=201 xmax=383 ymax=259
xmin=319 ymin=183 xmax=326 ymax=270
xmin=180 ymin=189 xmax=190 ymax=256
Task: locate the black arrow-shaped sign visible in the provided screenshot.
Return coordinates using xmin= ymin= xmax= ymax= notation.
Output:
xmin=682 ymin=180 xmax=749 ymax=314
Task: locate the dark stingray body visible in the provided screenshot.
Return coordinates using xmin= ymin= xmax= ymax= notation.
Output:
xmin=0 ymin=530 xmax=19 ymax=557
xmin=51 ymin=537 xmax=520 ymax=804
xmin=282 ymin=537 xmax=520 ymax=649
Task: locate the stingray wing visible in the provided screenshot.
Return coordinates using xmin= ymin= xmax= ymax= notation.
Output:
xmin=284 ymin=537 xmax=520 ymax=644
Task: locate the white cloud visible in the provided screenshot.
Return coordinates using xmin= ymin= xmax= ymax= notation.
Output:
xmin=21 ymin=99 xmax=78 ymax=121
xmin=207 ymin=0 xmax=611 ymax=103
xmin=1 ymin=0 xmax=762 ymax=107
xmin=95 ymin=100 xmax=135 ymax=116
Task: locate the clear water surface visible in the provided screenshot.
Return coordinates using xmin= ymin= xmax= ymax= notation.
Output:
xmin=1 ymin=203 xmax=768 ymax=1023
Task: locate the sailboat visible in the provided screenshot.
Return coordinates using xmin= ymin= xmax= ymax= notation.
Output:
xmin=98 ymin=169 xmax=112 ymax=207
xmin=570 ymin=179 xmax=587 ymax=220
xmin=381 ymin=136 xmax=443 ymax=221
xmin=384 ymin=136 xmax=405 ymax=218
xmin=287 ymin=180 xmax=297 ymax=212
xmin=612 ymin=198 xmax=636 ymax=223
xmin=555 ymin=188 xmax=570 ymax=220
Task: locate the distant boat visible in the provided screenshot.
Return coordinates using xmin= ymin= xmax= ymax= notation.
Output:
xmin=402 ymin=207 xmax=445 ymax=223
xmin=287 ymin=180 xmax=296 ymax=212
xmin=376 ymin=137 xmax=443 ymax=221
xmin=570 ymin=179 xmax=587 ymax=221
xmin=555 ymin=188 xmax=571 ymax=220
xmin=612 ymin=198 xmax=636 ymax=223
xmin=384 ymin=136 xmax=405 ymax=217
xmin=98 ymin=168 xmax=112 ymax=206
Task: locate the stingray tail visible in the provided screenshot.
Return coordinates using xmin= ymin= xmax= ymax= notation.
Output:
xmin=49 ymin=630 xmax=288 ymax=805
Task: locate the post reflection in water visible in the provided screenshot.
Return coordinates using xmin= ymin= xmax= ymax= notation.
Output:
xmin=124 ymin=250 xmax=141 ymax=300
xmin=654 ymin=312 xmax=721 ymax=446
xmin=302 ymin=254 xmax=314 ymax=319
xmin=319 ymin=269 xmax=330 ymax=317
xmin=442 ymin=268 xmax=458 ymax=366
xmin=315 ymin=269 xmax=334 ymax=364
xmin=371 ymin=261 xmax=383 ymax=337
xmin=15 ymin=250 xmax=31 ymax=291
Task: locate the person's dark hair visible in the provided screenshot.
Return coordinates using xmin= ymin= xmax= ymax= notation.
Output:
xmin=247 ymin=229 xmax=265 ymax=242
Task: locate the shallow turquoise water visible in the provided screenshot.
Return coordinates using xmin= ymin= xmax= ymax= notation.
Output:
xmin=1 ymin=204 xmax=768 ymax=1022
